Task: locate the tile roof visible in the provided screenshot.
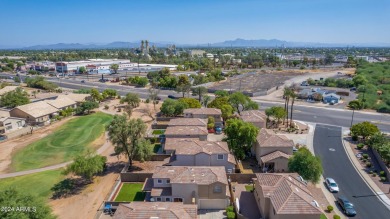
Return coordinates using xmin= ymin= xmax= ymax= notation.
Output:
xmin=165 ymin=126 xmax=208 ymax=136
xmin=153 ymin=166 xmax=228 ymax=185
xmin=168 ymin=118 xmax=207 ymax=127
xmin=45 ymin=96 xmax=76 ymax=109
xmin=58 ymin=93 xmax=91 ymax=102
xmin=255 ymin=173 xmax=322 ymax=215
xmin=0 ymin=109 xmax=10 ymax=118
xmin=257 ymin=129 xmax=294 ymax=148
xmin=260 ymin=151 xmax=291 ymax=163
xmin=13 ymin=101 xmax=58 ymax=118
xmin=164 ymin=138 xmax=229 ymax=155
xmin=113 ymin=202 xmax=197 ymax=219
xmin=240 ymin=110 xmax=266 ymax=123
xmin=184 ymin=108 xmax=222 ymax=115
xmin=0 ymin=86 xmax=19 ymax=95
xmin=151 ymin=187 xmax=172 ymax=197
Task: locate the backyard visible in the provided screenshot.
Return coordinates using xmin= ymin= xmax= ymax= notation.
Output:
xmin=0 ymin=169 xmax=64 ymax=199
xmin=10 ymin=112 xmax=113 ymax=172
xmin=114 ymin=183 xmax=145 ymax=202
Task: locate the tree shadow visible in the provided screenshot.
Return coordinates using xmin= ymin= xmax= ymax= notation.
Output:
xmin=51 ymin=177 xmax=89 ymax=199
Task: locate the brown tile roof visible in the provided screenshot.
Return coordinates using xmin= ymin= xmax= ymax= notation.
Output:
xmin=12 ymin=101 xmax=58 ymax=118
xmin=151 ymin=187 xmax=172 ymax=197
xmin=260 ymin=151 xmax=291 ymax=163
xmin=45 ymin=96 xmax=76 ymax=109
xmin=165 ymin=126 xmax=208 ymax=136
xmin=168 ymin=118 xmax=207 ymax=127
xmin=240 ymin=110 xmax=266 ymax=123
xmin=184 ymin=108 xmax=222 ymax=115
xmin=255 ymin=173 xmax=322 ymax=215
xmin=164 ymin=138 xmax=229 ymax=155
xmin=113 ymin=202 xmax=198 ymax=219
xmin=58 ymin=93 xmax=91 ymax=102
xmin=0 ymin=86 xmax=19 ymax=95
xmin=257 ymin=129 xmax=294 ymax=148
xmin=153 ymin=166 xmax=228 ymax=185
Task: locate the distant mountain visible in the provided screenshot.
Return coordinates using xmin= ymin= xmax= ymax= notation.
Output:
xmin=3 ymin=39 xmax=389 ymax=50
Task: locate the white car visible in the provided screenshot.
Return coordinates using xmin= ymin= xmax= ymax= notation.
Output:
xmin=325 ymin=178 xmax=339 ymax=193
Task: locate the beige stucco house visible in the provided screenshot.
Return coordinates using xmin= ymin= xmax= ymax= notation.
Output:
xmin=10 ymin=101 xmax=58 ymax=126
xmin=255 ymin=129 xmax=294 ymax=172
xmin=164 ymin=138 xmax=236 ymax=172
xmin=143 ymin=166 xmax=230 ymax=210
xmin=253 ymin=173 xmax=323 ymax=219
xmin=0 ymin=110 xmax=26 ymax=135
xmin=45 ymin=96 xmax=77 ymax=111
xmin=114 ymin=202 xmax=198 ymax=219
xmin=168 ymin=118 xmax=207 ymax=127
xmin=183 ymin=108 xmax=222 ymax=126
xmin=57 ymin=93 xmax=92 ymax=105
xmin=165 ymin=126 xmax=208 ymax=141
xmin=240 ymin=110 xmax=266 ymax=128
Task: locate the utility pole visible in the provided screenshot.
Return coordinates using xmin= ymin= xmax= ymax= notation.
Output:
xmin=350 ymin=109 xmax=355 ymax=129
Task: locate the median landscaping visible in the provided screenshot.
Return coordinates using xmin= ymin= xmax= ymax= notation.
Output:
xmin=11 ymin=112 xmax=112 ymax=172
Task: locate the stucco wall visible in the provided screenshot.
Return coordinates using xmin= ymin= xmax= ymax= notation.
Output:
xmin=171 ymin=183 xmax=198 ymax=204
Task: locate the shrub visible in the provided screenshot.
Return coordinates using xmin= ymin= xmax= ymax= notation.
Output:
xmin=362 ymin=159 xmax=367 ymax=163
xmin=226 ymin=206 xmax=234 ymax=212
xmin=362 ymin=154 xmax=369 ymax=159
xmin=372 ymin=173 xmax=377 ymax=177
xmin=380 ymin=177 xmax=387 ymax=182
xmin=352 ymin=135 xmax=358 ymax=141
xmin=327 ymin=205 xmax=334 ymax=212
xmin=227 ymin=212 xmax=236 ymax=219
xmin=145 ymin=98 xmax=150 ymax=103
xmin=104 ymin=105 xmax=109 ymax=110
xmin=369 ymin=170 xmax=373 ymax=174
xmin=380 ymin=171 xmax=386 ymax=177
xmin=333 ymin=215 xmax=341 ymax=219
xmin=366 ymin=162 xmax=372 ymax=168
xmin=357 ymin=143 xmax=364 ymax=150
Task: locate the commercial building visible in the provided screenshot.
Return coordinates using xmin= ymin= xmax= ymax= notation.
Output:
xmin=55 ymin=59 xmax=133 ymax=73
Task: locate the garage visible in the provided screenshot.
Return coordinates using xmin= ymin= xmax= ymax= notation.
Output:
xmin=198 ymin=199 xmax=228 ymax=210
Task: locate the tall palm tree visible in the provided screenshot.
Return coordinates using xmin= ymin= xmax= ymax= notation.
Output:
xmin=289 ymin=91 xmax=297 ymax=128
xmin=283 ymin=87 xmax=291 ymax=127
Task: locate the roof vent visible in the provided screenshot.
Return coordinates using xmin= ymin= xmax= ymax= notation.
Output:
xmin=295 ymin=188 xmax=300 ymax=192
xmin=168 ymin=170 xmax=175 ymax=173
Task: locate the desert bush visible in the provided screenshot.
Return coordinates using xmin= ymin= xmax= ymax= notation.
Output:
xmin=227 ymin=212 xmax=236 ymax=219
xmin=357 ymin=143 xmax=364 ymax=150
xmin=366 ymin=162 xmax=372 ymax=168
xmin=362 ymin=154 xmax=369 ymax=159
xmin=333 ymin=215 xmax=341 ymax=219
xmin=327 ymin=205 xmax=334 ymax=212
xmin=380 ymin=171 xmax=386 ymax=177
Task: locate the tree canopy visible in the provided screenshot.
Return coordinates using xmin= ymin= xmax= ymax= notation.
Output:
xmin=76 ymin=101 xmax=99 ymax=114
xmin=288 ymin=147 xmax=323 ymax=183
xmin=160 ymin=99 xmax=188 ymax=117
xmin=178 ymin=98 xmax=201 ymax=108
xmin=63 ymin=153 xmax=107 ymax=182
xmin=224 ymin=119 xmax=259 ymax=160
xmin=25 ymin=76 xmax=58 ymax=91
xmin=0 ymin=87 xmax=30 ymax=108
xmin=121 ymin=93 xmax=140 ymax=109
xmin=351 ymin=121 xmax=380 ymax=140
xmin=228 ymin=92 xmax=258 ymax=114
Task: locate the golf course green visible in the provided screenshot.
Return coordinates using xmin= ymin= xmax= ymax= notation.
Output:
xmin=11 ymin=112 xmax=112 ymax=172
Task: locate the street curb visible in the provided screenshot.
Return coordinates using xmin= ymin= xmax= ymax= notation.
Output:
xmin=340 ymin=129 xmax=390 ymax=209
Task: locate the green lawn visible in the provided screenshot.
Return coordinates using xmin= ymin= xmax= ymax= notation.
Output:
xmin=245 ymin=185 xmax=254 ymax=192
xmin=0 ymin=169 xmax=64 ymax=200
xmin=114 ymin=183 xmax=145 ymax=202
xmin=11 ymin=112 xmax=112 ymax=172
xmin=152 ymin=129 xmax=165 ymax=135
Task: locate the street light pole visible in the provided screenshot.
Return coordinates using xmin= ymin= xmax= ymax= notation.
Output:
xmin=350 ymin=109 xmax=355 ymax=129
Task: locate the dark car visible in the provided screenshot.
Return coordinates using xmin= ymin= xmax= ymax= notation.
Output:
xmin=81 ymin=80 xmax=85 ymax=83
xmin=350 ymin=87 xmax=357 ymax=91
xmin=167 ymin=95 xmax=177 ymax=99
xmin=337 ymin=197 xmax=356 ymax=216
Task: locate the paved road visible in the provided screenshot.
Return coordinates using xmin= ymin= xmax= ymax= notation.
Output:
xmin=313 ymin=125 xmax=390 ymax=219
xmin=259 ymin=102 xmax=390 ymax=132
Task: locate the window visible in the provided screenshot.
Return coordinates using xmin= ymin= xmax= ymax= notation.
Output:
xmin=166 ymin=179 xmax=170 ymax=184
xmin=213 ymin=185 xmax=222 ymax=193
xmin=165 ymin=197 xmax=171 ymax=202
xmin=156 ymin=197 xmax=162 ymax=201
xmin=157 ymin=179 xmax=163 ymax=184
xmin=217 ymin=154 xmax=224 ymax=160
xmin=17 ymin=121 xmax=22 ymax=127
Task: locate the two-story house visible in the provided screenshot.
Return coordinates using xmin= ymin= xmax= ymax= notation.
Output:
xmin=183 ymin=108 xmax=222 ymax=127
xmin=164 ymin=138 xmax=236 ymax=172
xmin=164 ymin=126 xmax=208 ymax=141
xmin=254 ymin=129 xmax=294 ymax=172
xmin=253 ymin=173 xmax=323 ymax=219
xmin=168 ymin=118 xmax=207 ymax=127
xmin=143 ymin=166 xmax=230 ymax=210
xmin=240 ymin=110 xmax=266 ymax=128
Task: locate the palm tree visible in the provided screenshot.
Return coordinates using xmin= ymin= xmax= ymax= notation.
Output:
xmin=283 ymin=87 xmax=291 ymax=127
xmin=289 ymin=91 xmax=297 ymax=128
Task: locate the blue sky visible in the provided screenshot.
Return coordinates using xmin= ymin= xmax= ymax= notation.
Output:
xmin=1 ymin=0 xmax=389 ymax=46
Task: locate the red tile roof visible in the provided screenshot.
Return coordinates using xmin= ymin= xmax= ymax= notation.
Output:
xmin=257 ymin=129 xmax=294 ymax=148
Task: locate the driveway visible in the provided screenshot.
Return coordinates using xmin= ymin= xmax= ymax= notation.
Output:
xmin=233 ymin=184 xmax=261 ymax=219
xmin=314 ymin=125 xmax=390 ymax=219
xmin=198 ymin=210 xmax=226 ymax=219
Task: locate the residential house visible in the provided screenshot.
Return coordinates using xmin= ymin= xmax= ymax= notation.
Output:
xmin=253 ymin=173 xmax=322 ymax=219
xmin=240 ymin=110 xmax=266 ymax=128
xmin=58 ymin=93 xmax=92 ymax=105
xmin=164 ymin=138 xmax=236 ymax=172
xmin=165 ymin=126 xmax=208 ymax=141
xmin=143 ymin=166 xmax=230 ymax=210
xmin=323 ymin=93 xmax=341 ymax=104
xmin=114 ymin=202 xmax=198 ymax=219
xmin=168 ymin=118 xmax=207 ymax=127
xmin=10 ymin=101 xmax=58 ymax=126
xmin=254 ymin=129 xmax=294 ymax=173
xmin=45 ymin=96 xmax=77 ymax=111
xmin=0 ymin=110 xmax=25 ymax=136
xmin=183 ymin=108 xmax=222 ymax=127
xmin=0 ymin=86 xmax=19 ymax=96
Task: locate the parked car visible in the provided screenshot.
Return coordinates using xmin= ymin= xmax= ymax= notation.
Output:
xmin=325 ymin=178 xmax=339 ymax=192
xmin=215 ymin=126 xmax=222 ymax=134
xmin=301 ymin=81 xmax=309 ymax=86
xmin=81 ymin=80 xmax=85 ymax=83
xmin=167 ymin=95 xmax=177 ymax=99
xmin=337 ymin=196 xmax=357 ymax=217
xmin=350 ymin=87 xmax=357 ymax=91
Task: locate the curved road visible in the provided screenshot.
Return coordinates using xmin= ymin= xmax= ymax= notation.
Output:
xmin=314 ymin=125 xmax=390 ymax=219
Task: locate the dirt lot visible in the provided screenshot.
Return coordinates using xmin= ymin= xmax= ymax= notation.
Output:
xmin=0 ymin=117 xmax=75 ymax=173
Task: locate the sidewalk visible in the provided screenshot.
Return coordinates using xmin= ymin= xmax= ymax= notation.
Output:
xmin=341 ymin=128 xmax=390 ymax=210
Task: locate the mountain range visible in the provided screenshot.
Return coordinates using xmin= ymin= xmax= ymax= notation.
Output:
xmin=1 ymin=39 xmax=390 ymax=50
